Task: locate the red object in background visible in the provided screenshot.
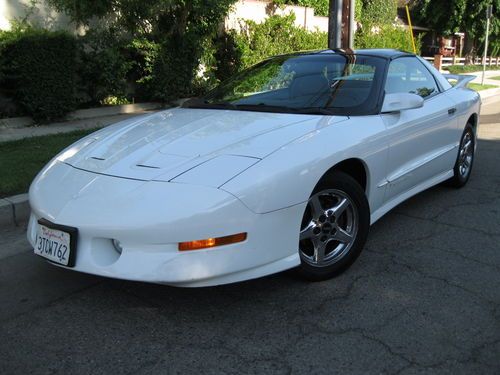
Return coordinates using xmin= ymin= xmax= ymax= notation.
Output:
xmin=439 ymin=37 xmax=456 ymax=56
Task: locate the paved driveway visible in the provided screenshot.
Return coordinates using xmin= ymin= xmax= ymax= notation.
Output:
xmin=1 ymin=100 xmax=499 ymax=375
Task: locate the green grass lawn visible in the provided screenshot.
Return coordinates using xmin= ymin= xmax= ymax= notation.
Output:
xmin=491 ymin=76 xmax=500 ymax=80
xmin=0 ymin=129 xmax=97 ymax=198
xmin=467 ymin=82 xmax=498 ymax=91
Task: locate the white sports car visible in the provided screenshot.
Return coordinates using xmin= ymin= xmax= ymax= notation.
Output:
xmin=28 ymin=49 xmax=480 ymax=287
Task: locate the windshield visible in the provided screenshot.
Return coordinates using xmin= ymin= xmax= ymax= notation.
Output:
xmin=183 ymin=53 xmax=386 ymax=116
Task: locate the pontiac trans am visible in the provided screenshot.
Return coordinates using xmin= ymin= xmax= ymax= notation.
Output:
xmin=28 ymin=49 xmax=480 ymax=286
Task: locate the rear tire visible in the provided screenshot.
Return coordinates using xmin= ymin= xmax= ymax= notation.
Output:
xmin=298 ymin=171 xmax=370 ymax=281
xmin=447 ymin=124 xmax=475 ymax=188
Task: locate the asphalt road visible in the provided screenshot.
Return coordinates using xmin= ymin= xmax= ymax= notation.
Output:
xmin=1 ymin=99 xmax=499 ymax=375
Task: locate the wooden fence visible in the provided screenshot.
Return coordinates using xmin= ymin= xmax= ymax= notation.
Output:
xmin=423 ymin=55 xmax=500 ymax=71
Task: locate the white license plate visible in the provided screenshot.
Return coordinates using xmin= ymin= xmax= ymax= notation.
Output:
xmin=34 ymin=224 xmax=73 ymax=266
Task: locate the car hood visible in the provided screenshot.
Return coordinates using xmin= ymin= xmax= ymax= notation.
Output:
xmin=61 ymin=108 xmax=347 ymax=181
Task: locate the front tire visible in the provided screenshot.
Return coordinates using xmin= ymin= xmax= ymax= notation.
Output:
xmin=447 ymin=124 xmax=475 ymax=188
xmin=298 ymin=171 xmax=370 ymax=281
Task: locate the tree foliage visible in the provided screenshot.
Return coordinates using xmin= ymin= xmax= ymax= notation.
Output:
xmin=276 ymin=0 xmax=393 ymax=22
xmin=46 ymin=0 xmax=236 ymax=39
xmin=275 ymin=0 xmax=329 ymax=16
xmin=46 ymin=0 xmax=237 ymax=101
xmin=354 ymin=0 xmax=416 ymax=52
xmin=413 ymin=0 xmax=500 ymax=57
xmin=361 ymin=0 xmax=398 ymax=26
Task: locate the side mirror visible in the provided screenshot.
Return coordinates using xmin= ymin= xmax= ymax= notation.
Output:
xmin=381 ymin=93 xmax=424 ymax=113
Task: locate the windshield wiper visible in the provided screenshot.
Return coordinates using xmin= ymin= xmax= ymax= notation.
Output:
xmin=296 ymin=107 xmax=337 ymax=115
xmin=187 ymin=101 xmax=303 ymax=114
xmin=183 ymin=100 xmax=338 ymax=115
xmin=233 ymin=103 xmax=299 ymax=113
xmin=231 ymin=103 xmax=338 ymax=115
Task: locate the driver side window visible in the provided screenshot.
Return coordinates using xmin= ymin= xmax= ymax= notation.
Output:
xmin=385 ymin=57 xmax=440 ymax=98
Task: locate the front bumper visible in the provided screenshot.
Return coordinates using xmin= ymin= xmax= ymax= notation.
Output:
xmin=28 ymin=162 xmax=303 ymax=286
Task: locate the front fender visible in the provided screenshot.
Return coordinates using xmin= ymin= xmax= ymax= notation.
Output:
xmin=221 ymin=116 xmax=388 ymax=214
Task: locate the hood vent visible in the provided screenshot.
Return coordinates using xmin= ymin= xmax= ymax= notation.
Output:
xmin=136 ymin=164 xmax=160 ymax=169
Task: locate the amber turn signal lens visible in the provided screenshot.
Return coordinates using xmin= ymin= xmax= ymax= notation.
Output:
xmin=178 ymin=232 xmax=247 ymax=251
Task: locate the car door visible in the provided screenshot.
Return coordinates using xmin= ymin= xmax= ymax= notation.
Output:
xmin=381 ymin=56 xmax=458 ymax=202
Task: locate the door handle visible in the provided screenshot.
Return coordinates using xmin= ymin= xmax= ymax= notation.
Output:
xmin=448 ymin=108 xmax=457 ymax=115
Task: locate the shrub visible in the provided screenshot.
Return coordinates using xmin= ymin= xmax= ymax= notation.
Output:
xmin=361 ymin=0 xmax=397 ymax=26
xmin=100 ymin=95 xmax=130 ymax=106
xmin=78 ymin=29 xmax=133 ymax=106
xmin=151 ymin=34 xmax=203 ymax=102
xmin=199 ymin=14 xmax=327 ymax=89
xmin=0 ymin=27 xmax=157 ymax=119
xmin=233 ymin=14 xmax=328 ymax=69
xmin=127 ymin=38 xmax=160 ymax=101
xmin=0 ymin=29 xmax=26 ymax=117
xmin=0 ymin=28 xmax=78 ymax=122
xmin=354 ymin=24 xmax=422 ymax=53
xmin=212 ymin=30 xmax=243 ymax=82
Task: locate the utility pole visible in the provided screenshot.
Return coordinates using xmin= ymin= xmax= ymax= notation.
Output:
xmin=328 ymin=0 xmax=355 ymax=49
xmin=481 ymin=5 xmax=493 ymax=85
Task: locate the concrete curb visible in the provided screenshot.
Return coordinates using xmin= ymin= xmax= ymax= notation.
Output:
xmin=0 ymin=102 xmax=163 ymax=129
xmin=479 ymin=87 xmax=500 ymax=100
xmin=0 ymin=193 xmax=29 ymax=227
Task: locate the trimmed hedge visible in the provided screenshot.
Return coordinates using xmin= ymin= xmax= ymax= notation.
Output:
xmin=0 ymin=30 xmax=78 ymax=122
xmin=0 ymin=28 xmax=146 ymax=121
xmin=447 ymin=64 xmax=500 ymax=74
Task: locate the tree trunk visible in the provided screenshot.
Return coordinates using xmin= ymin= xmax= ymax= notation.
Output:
xmin=463 ymin=34 xmax=476 ymax=64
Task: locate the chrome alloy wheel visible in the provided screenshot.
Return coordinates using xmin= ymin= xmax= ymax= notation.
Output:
xmin=458 ymin=131 xmax=474 ymax=178
xmin=299 ymin=189 xmax=358 ymax=267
